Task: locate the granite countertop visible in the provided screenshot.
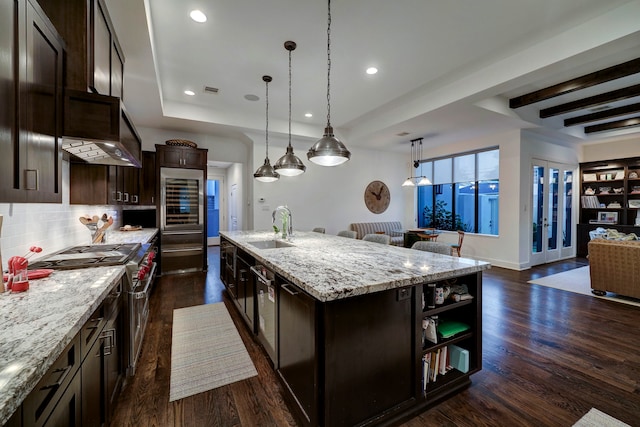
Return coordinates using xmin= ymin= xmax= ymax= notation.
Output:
xmin=220 ymin=230 xmax=491 ymax=302
xmin=0 ymin=227 xmax=158 ymax=425
xmin=101 ymin=227 xmax=158 ymax=245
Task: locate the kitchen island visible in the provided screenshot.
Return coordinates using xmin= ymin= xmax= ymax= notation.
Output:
xmin=0 ymin=228 xmax=158 ymax=426
xmin=220 ymin=231 xmax=490 ymax=427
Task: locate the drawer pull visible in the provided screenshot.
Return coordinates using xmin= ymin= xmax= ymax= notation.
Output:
xmin=40 ymin=364 xmax=73 ymax=391
xmin=281 ymin=284 xmax=299 ymax=296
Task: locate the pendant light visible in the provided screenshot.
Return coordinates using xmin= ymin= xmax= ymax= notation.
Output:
xmin=254 ymin=75 xmax=280 ymax=182
xmin=402 ymin=140 xmax=417 ymax=187
xmin=274 ymin=41 xmax=306 ymax=176
xmin=307 ymin=0 xmax=351 ymax=166
xmin=402 ymin=138 xmax=431 ymax=187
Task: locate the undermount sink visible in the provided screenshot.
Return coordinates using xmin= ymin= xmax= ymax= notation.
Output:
xmin=247 ymin=240 xmax=295 ymax=249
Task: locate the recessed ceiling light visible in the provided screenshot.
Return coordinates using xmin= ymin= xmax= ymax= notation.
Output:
xmin=244 ymin=94 xmax=259 ymax=101
xmin=366 ymin=67 xmax=378 ymax=75
xmin=305 ymin=113 xmax=313 ymax=118
xmin=184 ymin=90 xmax=195 ymax=96
xmin=189 ymin=10 xmax=207 ymax=23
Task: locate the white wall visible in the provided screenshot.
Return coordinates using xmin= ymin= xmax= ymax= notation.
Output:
xmin=250 ymin=137 xmax=412 ymax=235
xmin=582 ymin=136 xmax=640 ymax=162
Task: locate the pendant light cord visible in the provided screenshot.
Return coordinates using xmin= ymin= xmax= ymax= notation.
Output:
xmin=288 ymin=47 xmax=292 ymax=148
xmin=265 ymin=78 xmax=270 ymax=158
xmin=326 ymin=0 xmax=332 ymax=127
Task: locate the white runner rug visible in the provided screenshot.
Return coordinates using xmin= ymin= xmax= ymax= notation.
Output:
xmin=528 ymin=266 xmax=640 ymax=308
xmin=169 ymin=303 xmax=257 ymax=402
xmin=573 ymin=408 xmax=630 ymax=427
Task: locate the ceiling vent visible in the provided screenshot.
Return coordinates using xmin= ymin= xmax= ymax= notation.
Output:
xmin=204 ymin=86 xmax=219 ymax=94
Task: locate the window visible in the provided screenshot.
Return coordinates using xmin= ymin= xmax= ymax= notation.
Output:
xmin=417 ymin=148 xmax=499 ymax=235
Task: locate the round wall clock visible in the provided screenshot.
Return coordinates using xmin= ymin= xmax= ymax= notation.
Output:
xmin=364 ymin=180 xmax=391 ymax=214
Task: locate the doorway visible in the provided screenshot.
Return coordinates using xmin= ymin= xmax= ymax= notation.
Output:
xmin=207 ymin=179 xmax=221 ymax=246
xmin=531 ymin=160 xmax=576 ymax=266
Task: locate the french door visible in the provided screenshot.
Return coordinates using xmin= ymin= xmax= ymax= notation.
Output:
xmin=531 ymin=160 xmax=576 ymax=266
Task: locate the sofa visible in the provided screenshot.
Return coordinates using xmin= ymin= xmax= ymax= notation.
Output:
xmin=588 ymin=239 xmax=640 ymax=299
xmin=349 ymin=221 xmax=404 ymax=246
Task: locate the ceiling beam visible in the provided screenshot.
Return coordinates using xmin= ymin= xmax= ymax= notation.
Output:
xmin=584 ymin=116 xmax=640 ymax=134
xmin=539 ymin=84 xmax=640 ymax=118
xmin=564 ymin=102 xmax=640 ymax=126
xmin=509 ymin=58 xmax=640 ymax=109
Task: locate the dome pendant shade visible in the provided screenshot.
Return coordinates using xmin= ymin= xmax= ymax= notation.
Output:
xmin=307 ymin=126 xmax=351 ymax=166
xmin=254 ymin=157 xmax=280 ymax=182
xmin=254 ymin=75 xmax=280 ymax=182
xmin=275 ymin=145 xmax=306 ymax=176
xmin=274 ymin=40 xmax=306 ymax=177
xmin=310 ymin=0 xmax=351 ymax=167
xmin=402 ymin=178 xmax=416 ymax=187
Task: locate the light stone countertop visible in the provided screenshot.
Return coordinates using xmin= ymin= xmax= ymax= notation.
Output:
xmin=220 ymin=230 xmax=491 ymax=302
xmin=0 ymin=228 xmax=158 ymax=425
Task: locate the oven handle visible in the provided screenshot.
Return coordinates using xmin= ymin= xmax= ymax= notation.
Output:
xmin=132 ymin=262 xmax=157 ymax=299
xmin=162 ymin=230 xmax=203 ymax=236
xmin=162 ymin=246 xmax=203 ymax=253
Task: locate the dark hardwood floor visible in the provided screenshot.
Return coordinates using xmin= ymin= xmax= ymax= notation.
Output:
xmin=110 ymin=250 xmax=640 ymax=427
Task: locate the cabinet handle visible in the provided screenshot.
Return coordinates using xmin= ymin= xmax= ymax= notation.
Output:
xmin=281 ymin=283 xmax=299 ymax=296
xmin=239 ymin=269 xmax=247 ymax=282
xmin=40 ymin=364 xmax=73 ymax=391
xmin=133 ymin=194 xmax=139 ymax=203
xmin=85 ymin=317 xmax=104 ymax=330
xmin=102 ymin=328 xmax=116 ymax=356
xmin=116 ymin=191 xmax=123 ymax=202
xmin=25 ymin=169 xmax=39 ymax=190
xmin=124 ymin=192 xmax=130 ymax=202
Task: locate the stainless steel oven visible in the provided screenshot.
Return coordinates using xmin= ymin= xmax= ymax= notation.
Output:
xmin=123 ymin=240 xmax=157 ymax=376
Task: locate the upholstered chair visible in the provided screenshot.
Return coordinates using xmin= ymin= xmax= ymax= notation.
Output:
xmin=411 ymin=241 xmax=452 ymax=255
xmin=362 ymin=233 xmax=391 ymax=245
xmin=337 ymin=230 xmax=357 ymax=238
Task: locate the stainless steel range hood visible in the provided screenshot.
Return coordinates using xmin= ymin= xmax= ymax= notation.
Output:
xmin=62 ymin=89 xmax=142 ymax=167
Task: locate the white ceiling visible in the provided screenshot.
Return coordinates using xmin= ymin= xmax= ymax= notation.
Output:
xmin=106 ymin=0 xmax=640 ymax=154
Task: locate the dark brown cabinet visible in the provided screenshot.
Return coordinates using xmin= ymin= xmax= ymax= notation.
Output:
xmin=139 ymin=151 xmax=157 ymax=205
xmin=70 ymin=150 xmax=160 ymax=206
xmin=0 ymin=0 xmax=64 ymax=204
xmin=278 ymin=280 xmax=317 ymax=426
xmin=69 ymin=162 xmax=109 ymax=205
xmin=22 ymin=334 xmax=82 ymax=426
xmin=38 ymin=0 xmax=125 ymax=98
xmin=81 ymin=280 xmax=123 ymax=427
xmin=155 ymin=144 xmax=208 ymax=169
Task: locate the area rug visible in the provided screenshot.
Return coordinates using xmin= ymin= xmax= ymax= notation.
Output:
xmin=573 ymin=408 xmax=630 ymax=426
xmin=169 ymin=303 xmax=257 ymax=402
xmin=528 ymin=266 xmax=640 ymax=308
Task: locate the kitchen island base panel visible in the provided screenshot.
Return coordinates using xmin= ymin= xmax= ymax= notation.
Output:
xmin=220 ymin=232 xmax=485 ymax=427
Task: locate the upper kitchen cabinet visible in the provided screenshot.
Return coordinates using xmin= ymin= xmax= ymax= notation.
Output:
xmin=139 ymin=151 xmax=157 ymax=205
xmin=156 ymin=144 xmax=208 ymax=169
xmin=38 ymin=0 xmax=125 ymax=97
xmin=0 ymin=0 xmax=64 ymax=203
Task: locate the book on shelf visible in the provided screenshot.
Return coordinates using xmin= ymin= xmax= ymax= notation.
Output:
xmin=581 ymin=195 xmax=600 ymax=208
xmin=423 ymin=346 xmax=462 ymax=387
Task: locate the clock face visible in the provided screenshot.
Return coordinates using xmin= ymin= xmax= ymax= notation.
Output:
xmin=364 ymin=180 xmax=391 ymax=214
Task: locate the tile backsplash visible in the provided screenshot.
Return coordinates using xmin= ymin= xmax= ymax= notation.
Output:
xmin=0 ymin=160 xmax=122 ymax=272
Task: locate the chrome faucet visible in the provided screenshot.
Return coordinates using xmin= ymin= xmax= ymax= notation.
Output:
xmin=272 ymin=205 xmax=293 ymax=239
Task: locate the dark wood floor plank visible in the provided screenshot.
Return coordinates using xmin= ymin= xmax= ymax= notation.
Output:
xmin=110 ymin=250 xmax=640 ymax=426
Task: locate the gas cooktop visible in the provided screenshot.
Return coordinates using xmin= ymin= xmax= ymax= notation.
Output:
xmin=29 ymin=243 xmax=141 ymax=270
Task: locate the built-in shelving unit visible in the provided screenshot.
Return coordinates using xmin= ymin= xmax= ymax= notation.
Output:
xmin=577 ymin=157 xmax=640 ymax=256
xmin=419 ymin=274 xmax=481 ymax=404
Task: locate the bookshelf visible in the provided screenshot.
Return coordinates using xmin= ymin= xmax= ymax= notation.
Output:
xmin=419 ymin=272 xmax=482 ymax=403
xmin=577 ymin=157 xmax=640 ymax=256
